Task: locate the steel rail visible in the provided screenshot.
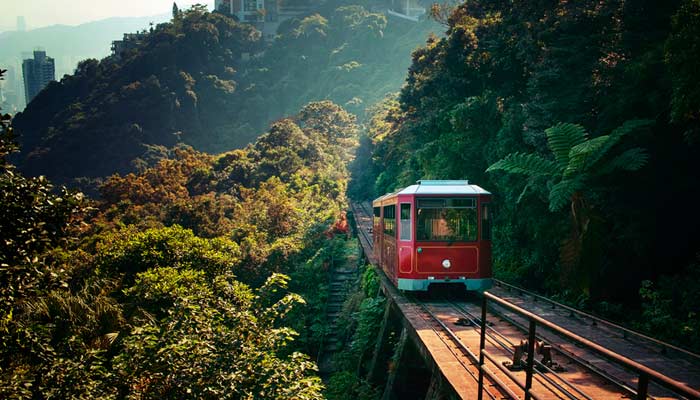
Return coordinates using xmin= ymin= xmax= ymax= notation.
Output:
xmin=355 ymin=203 xmax=613 ymax=398
xmin=448 ymin=299 xmax=595 ymax=400
xmin=483 ymin=292 xmax=700 ymax=400
xmin=417 ymin=300 xmax=500 ymax=400
xmin=483 ymin=298 xmax=644 ymax=399
xmin=351 ymin=203 xmax=374 ymax=251
xmin=414 ymin=298 xmax=521 ymax=400
xmin=493 ymin=279 xmax=700 ymax=362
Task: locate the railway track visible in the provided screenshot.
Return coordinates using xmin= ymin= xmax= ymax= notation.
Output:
xmin=349 ymin=201 xmax=700 ymax=400
xmin=488 ymin=280 xmax=700 ymax=393
xmin=408 ymin=295 xmax=516 ymax=400
xmin=413 ymin=296 xmax=626 ymax=400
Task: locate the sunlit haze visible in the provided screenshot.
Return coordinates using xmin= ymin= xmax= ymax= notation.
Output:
xmin=0 ymin=0 xmax=214 ymax=32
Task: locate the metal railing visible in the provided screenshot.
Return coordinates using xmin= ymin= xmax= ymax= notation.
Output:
xmin=493 ymin=279 xmax=700 ymax=362
xmin=477 ymin=292 xmax=700 ymax=400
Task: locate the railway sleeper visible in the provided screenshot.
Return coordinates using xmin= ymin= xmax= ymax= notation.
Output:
xmin=502 ymin=339 xmax=566 ymax=373
xmin=454 ymin=317 xmax=493 ymax=327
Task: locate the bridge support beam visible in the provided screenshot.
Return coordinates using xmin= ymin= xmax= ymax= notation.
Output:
xmin=424 ymin=369 xmax=447 ymax=400
xmin=366 ymin=294 xmax=394 ymax=383
xmin=381 ymin=327 xmax=407 ymax=400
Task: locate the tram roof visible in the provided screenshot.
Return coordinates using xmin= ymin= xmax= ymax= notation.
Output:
xmin=374 ymin=181 xmax=491 ymax=202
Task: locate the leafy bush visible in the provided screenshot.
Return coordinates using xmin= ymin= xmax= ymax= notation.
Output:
xmin=94 ymin=225 xmax=240 ymax=278
xmin=325 ymin=266 xmax=383 ymax=400
xmin=637 ymin=259 xmax=700 ymax=352
xmin=116 ymin=270 xmax=323 ymax=399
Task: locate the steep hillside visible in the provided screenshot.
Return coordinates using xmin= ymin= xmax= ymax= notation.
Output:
xmin=1 ymin=100 xmax=358 ymax=398
xmin=12 ymin=7 xmax=261 ymax=186
xmin=12 ymin=5 xmax=438 ymax=190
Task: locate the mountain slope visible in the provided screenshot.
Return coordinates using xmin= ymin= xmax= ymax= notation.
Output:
xmin=12 ymin=5 xmax=439 ymax=191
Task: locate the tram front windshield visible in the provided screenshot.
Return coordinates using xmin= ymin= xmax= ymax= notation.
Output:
xmin=416 ymin=198 xmax=477 ymax=241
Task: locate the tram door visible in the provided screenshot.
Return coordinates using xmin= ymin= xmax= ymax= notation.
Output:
xmin=373 ymin=206 xmax=381 ymax=261
xmin=398 ymin=203 xmax=413 ymax=274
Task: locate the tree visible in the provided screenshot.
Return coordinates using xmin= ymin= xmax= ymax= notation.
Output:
xmin=172 ymin=2 xmax=180 ymax=19
xmin=486 ymin=120 xmax=651 ymax=292
xmin=114 ymin=268 xmax=324 ymax=399
xmin=666 ymin=0 xmax=700 ymax=144
xmin=0 ymin=101 xmax=86 ymax=346
xmin=0 ymin=71 xmax=98 ymax=397
xmin=487 ymin=120 xmax=651 ymax=211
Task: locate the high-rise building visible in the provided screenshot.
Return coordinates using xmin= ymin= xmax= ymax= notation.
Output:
xmin=0 ymin=62 xmax=25 ymax=111
xmin=216 ymin=0 xmax=278 ymax=23
xmin=22 ymin=50 xmax=55 ymax=104
xmin=214 ymin=0 xmax=310 ymax=41
xmin=110 ymin=32 xmax=147 ymax=59
xmin=17 ymin=16 xmax=27 ymax=32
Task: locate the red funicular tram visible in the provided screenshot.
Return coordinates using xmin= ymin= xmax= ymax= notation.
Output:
xmin=372 ymin=180 xmax=492 ymax=291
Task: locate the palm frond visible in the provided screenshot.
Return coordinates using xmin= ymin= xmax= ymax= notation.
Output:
xmin=587 ymin=119 xmax=652 ymax=168
xmin=599 ymin=147 xmax=649 ymax=174
xmin=548 ymin=177 xmax=585 ymax=211
xmin=610 ymin=119 xmax=653 ymax=139
xmin=516 ymin=179 xmax=533 ymax=204
xmin=486 ymin=152 xmax=559 ymax=177
xmin=545 ymin=123 xmax=588 ymax=169
xmin=564 ymin=136 xmax=610 ymax=177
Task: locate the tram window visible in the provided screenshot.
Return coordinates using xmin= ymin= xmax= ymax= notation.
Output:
xmin=400 ymin=203 xmax=411 ymax=241
xmin=416 ymin=197 xmax=477 ymax=241
xmin=452 ymin=198 xmax=476 ymax=208
xmin=383 ymin=205 xmax=396 ymax=236
xmin=417 ymin=198 xmax=445 ymax=208
xmin=373 ymin=207 xmax=380 ymax=226
xmin=481 ymin=203 xmax=491 ymax=240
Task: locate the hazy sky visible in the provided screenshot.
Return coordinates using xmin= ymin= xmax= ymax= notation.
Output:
xmin=1 ymin=0 xmax=214 ymax=31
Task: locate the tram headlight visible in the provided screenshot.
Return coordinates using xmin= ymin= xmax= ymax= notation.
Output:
xmin=442 ymin=259 xmax=451 ymax=269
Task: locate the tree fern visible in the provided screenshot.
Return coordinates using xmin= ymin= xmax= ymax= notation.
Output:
xmin=545 ymin=123 xmax=588 ymax=169
xmin=548 ymin=177 xmax=585 ymax=211
xmin=564 ymin=135 xmax=610 ymax=177
xmin=487 ymin=119 xmax=650 ymax=289
xmin=488 ymin=120 xmax=650 ymax=204
xmin=486 ymin=152 xmax=559 ymax=176
xmin=560 ymin=236 xmax=582 ymax=270
xmin=516 ymin=179 xmax=534 ymax=204
xmin=610 ymin=119 xmax=653 ymax=139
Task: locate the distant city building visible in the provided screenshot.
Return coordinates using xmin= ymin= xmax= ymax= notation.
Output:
xmin=22 ymin=50 xmax=55 ymax=103
xmin=216 ymin=0 xmax=278 ymax=24
xmin=17 ymin=16 xmax=27 ymax=32
xmin=215 ymin=0 xmax=311 ymax=41
xmin=111 ymin=32 xmax=148 ymax=58
xmin=388 ymin=0 xmax=426 ymax=21
xmin=0 ymin=65 xmax=23 ymax=113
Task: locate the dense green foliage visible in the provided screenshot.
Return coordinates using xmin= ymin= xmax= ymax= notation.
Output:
xmin=352 ymin=0 xmax=700 ymax=346
xmin=324 ymin=265 xmax=383 ymax=400
xmin=1 ymin=99 xmax=359 ymax=397
xmin=637 ymin=259 xmax=700 ymax=351
xmin=0 ymin=89 xmax=87 ymax=352
xmin=12 ymin=5 xmax=438 ymax=191
xmin=486 ymin=120 xmax=651 ymax=291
